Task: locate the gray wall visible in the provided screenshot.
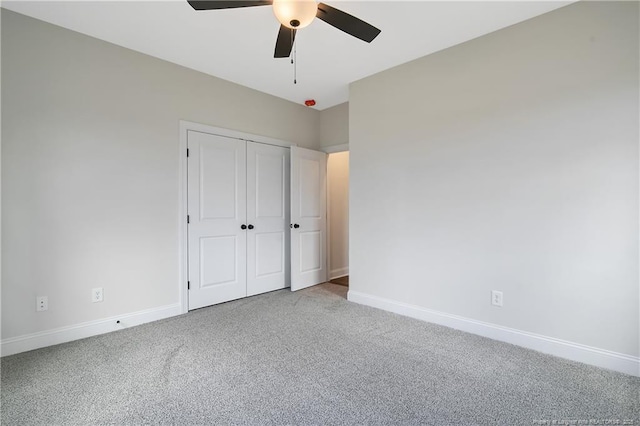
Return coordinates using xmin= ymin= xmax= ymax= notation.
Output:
xmin=1 ymin=10 xmax=320 ymax=339
xmin=320 ymin=102 xmax=349 ymax=148
xmin=350 ymin=1 xmax=639 ymax=356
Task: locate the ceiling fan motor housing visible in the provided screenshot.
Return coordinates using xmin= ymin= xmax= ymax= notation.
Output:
xmin=273 ymin=0 xmax=318 ymax=29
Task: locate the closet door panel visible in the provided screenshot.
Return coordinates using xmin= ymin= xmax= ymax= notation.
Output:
xmin=246 ymin=142 xmax=290 ymax=296
xmin=188 ymin=131 xmax=247 ymax=309
xmin=290 ymin=146 xmax=327 ymax=291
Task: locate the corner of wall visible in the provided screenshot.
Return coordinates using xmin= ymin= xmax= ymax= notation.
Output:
xmin=319 ymin=102 xmax=349 ymax=148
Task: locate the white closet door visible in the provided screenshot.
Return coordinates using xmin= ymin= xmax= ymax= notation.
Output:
xmin=290 ymin=146 xmax=327 ymax=291
xmin=246 ymin=142 xmax=291 ymax=296
xmin=188 ymin=131 xmax=247 ymax=310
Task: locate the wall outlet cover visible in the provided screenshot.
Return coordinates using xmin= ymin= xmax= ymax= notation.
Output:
xmin=92 ymin=287 xmax=104 ymax=303
xmin=491 ymin=290 xmax=503 ymax=307
xmin=36 ymin=296 xmax=48 ymax=312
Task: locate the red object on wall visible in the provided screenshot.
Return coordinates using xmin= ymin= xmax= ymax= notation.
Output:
xmin=304 ymin=99 xmax=316 ymax=107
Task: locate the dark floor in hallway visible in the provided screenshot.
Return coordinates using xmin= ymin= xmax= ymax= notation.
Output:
xmin=329 ymin=275 xmax=349 ymax=287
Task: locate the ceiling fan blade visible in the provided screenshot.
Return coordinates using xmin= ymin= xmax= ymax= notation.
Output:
xmin=187 ymin=1 xmax=272 ymax=10
xmin=274 ymin=25 xmax=296 ymax=58
xmin=316 ymin=3 xmax=381 ymax=43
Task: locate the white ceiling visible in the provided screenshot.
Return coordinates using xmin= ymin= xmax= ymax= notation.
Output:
xmin=2 ymin=0 xmax=573 ymax=110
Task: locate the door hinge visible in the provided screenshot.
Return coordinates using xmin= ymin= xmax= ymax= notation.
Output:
xmin=187 ymin=215 xmax=190 ymax=224
xmin=187 ymin=148 xmax=190 ymax=157
xmin=187 ymin=281 xmax=190 ymax=290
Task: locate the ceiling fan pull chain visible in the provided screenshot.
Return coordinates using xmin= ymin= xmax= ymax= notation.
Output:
xmin=291 ymin=29 xmax=297 ymax=84
xmin=290 ymin=28 xmax=294 ymax=65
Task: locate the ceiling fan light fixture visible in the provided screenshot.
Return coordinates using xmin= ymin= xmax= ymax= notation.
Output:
xmin=273 ymin=0 xmax=317 ymax=29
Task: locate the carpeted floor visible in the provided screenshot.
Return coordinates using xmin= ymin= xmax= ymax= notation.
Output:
xmin=1 ymin=283 xmax=638 ymax=425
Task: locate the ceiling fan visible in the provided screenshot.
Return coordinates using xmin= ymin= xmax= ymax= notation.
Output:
xmin=187 ymin=0 xmax=381 ymax=58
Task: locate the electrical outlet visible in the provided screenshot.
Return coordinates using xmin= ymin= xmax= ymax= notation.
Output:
xmin=92 ymin=287 xmax=103 ymax=303
xmin=36 ymin=296 xmax=48 ymax=312
xmin=491 ymin=290 xmax=503 ymax=307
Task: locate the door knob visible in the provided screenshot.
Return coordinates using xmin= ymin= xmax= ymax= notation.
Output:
xmin=293 ymin=224 xmax=300 ymax=229
xmin=241 ymin=224 xmax=247 ymax=230
xmin=248 ymin=224 xmax=254 ymax=230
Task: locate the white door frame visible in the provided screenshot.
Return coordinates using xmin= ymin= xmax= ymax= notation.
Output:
xmin=178 ymin=120 xmax=295 ymax=314
xmin=322 ymin=143 xmax=349 ymax=154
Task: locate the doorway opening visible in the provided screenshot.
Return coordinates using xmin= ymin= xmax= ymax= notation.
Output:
xmin=327 ymin=150 xmax=349 ymax=291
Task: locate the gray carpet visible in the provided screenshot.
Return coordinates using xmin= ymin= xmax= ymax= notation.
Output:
xmin=1 ymin=283 xmax=638 ymax=425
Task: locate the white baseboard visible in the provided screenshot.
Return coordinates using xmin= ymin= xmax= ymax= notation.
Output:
xmin=1 ymin=303 xmax=182 ymax=357
xmin=347 ymin=290 xmax=639 ymax=377
xmin=329 ymin=267 xmax=349 ymax=280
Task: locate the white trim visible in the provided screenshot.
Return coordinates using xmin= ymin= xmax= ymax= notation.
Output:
xmin=180 ymin=120 xmax=296 ymax=148
xmin=179 ymin=123 xmax=189 ymax=314
xmin=178 ymin=121 xmax=296 ymax=313
xmin=347 ymin=290 xmax=640 ymax=377
xmin=322 ymin=143 xmax=349 ymax=154
xmin=326 ymin=153 xmax=332 ymax=282
xmin=1 ymin=303 xmax=182 ymax=357
xmin=329 ymin=267 xmax=349 ymax=280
